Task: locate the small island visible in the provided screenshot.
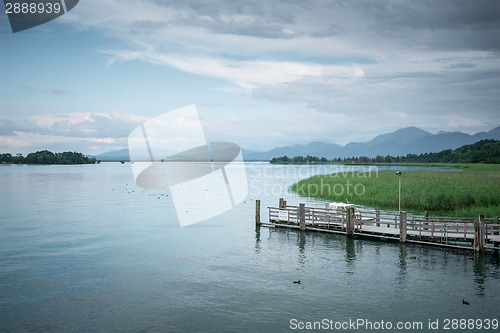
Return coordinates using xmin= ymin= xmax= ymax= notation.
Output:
xmin=0 ymin=150 xmax=97 ymax=165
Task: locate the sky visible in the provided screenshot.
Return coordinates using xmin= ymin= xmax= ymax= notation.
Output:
xmin=0 ymin=0 xmax=499 ymax=155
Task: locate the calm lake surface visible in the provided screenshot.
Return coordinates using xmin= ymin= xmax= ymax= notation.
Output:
xmin=1 ymin=162 xmax=499 ymax=332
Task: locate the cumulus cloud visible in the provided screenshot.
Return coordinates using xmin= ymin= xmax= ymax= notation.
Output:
xmin=0 ymin=112 xmax=144 ymax=139
xmin=50 ymin=113 xmax=142 ymax=138
xmin=102 ymin=48 xmax=364 ymax=88
xmin=0 ymin=119 xmax=49 ymax=136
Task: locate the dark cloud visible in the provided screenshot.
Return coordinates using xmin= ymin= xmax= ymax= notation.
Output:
xmin=135 ymin=0 xmax=303 ymax=39
xmin=150 ymin=0 xmax=295 ymax=36
xmin=252 ymin=64 xmax=500 ymax=121
xmin=359 ymin=0 xmax=498 ymax=30
xmin=144 ymin=0 xmax=499 ymax=51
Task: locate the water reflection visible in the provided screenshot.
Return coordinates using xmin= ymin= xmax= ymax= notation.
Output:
xmin=473 ymin=253 xmax=486 ymax=295
xmin=396 ymin=244 xmax=408 ymax=293
xmin=344 ymin=238 xmax=354 ymax=258
xmin=254 ymin=225 xmax=261 ymax=254
xmin=340 ymin=239 xmax=356 ymax=283
xmin=258 ymin=225 xmax=500 ymax=302
xmin=296 ymin=231 xmax=307 ymax=266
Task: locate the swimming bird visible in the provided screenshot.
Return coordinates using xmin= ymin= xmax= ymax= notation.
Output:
xmin=463 ymin=299 xmax=469 ymax=305
xmin=293 ymin=280 xmax=301 ymax=284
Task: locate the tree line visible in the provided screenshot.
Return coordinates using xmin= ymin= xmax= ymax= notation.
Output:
xmin=0 ymin=150 xmax=97 ymax=165
xmin=270 ymin=139 xmax=500 ymax=164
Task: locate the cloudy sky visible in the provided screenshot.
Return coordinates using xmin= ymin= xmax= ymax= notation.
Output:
xmin=1 ymin=0 xmax=499 ymax=155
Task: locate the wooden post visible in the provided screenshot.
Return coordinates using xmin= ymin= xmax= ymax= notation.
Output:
xmin=325 ymin=203 xmax=331 ymax=227
xmin=375 ymin=208 xmax=380 ymax=227
xmin=282 ymin=200 xmax=287 ymax=208
xmin=400 ymin=211 xmax=407 ymax=243
xmin=346 ymin=207 xmax=355 ymax=237
xmin=423 ymin=211 xmax=429 ymax=231
xmin=494 ymin=216 xmax=499 ymax=249
xmin=299 ymin=203 xmax=306 ymax=231
xmin=279 ymin=198 xmax=284 ymax=209
xmin=474 ymin=215 xmax=486 ymax=253
xmin=255 ymin=200 xmax=261 ymax=226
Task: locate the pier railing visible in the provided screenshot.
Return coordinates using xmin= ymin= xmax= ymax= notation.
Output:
xmin=262 ymin=199 xmax=500 ymax=253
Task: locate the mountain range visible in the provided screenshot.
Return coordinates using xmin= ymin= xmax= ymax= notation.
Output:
xmin=95 ymin=126 xmax=500 ymax=161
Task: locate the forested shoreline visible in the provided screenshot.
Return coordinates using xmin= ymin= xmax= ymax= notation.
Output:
xmin=0 ymin=150 xmax=97 ymax=165
xmin=271 ymin=139 xmax=500 ymax=164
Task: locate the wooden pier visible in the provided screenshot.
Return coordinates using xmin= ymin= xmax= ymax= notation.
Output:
xmin=256 ymin=199 xmax=500 ymax=253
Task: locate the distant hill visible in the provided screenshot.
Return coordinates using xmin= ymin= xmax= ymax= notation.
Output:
xmin=271 ymin=139 xmax=500 ymax=164
xmin=406 ymin=139 xmax=500 ymax=164
xmin=95 ymin=126 xmax=500 ymax=161
xmin=95 ymin=148 xmax=130 ymax=161
xmin=243 ymin=126 xmax=500 ymax=160
xmin=247 ymin=141 xmax=342 ymax=161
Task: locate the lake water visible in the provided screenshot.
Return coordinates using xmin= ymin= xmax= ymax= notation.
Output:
xmin=1 ymin=162 xmax=499 ymax=332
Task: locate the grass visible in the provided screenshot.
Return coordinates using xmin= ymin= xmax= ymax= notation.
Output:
xmin=290 ymin=164 xmax=500 ymax=218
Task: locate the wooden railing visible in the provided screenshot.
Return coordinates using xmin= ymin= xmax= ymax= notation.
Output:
xmin=262 ymin=200 xmax=500 ymax=253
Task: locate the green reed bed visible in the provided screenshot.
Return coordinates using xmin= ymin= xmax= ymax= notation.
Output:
xmin=291 ymin=164 xmax=500 ymax=217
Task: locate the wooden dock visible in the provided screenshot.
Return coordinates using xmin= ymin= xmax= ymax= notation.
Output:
xmin=256 ymin=198 xmax=500 ymax=253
